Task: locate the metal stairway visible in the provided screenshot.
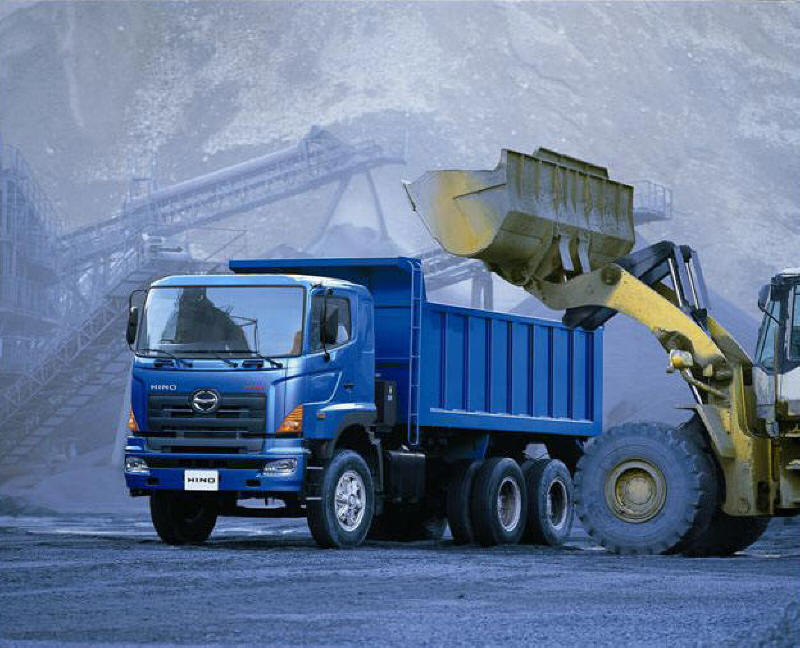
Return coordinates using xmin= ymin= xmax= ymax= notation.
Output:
xmin=0 ymin=253 xmax=208 ymax=466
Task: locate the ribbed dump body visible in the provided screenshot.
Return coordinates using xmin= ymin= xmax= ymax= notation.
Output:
xmin=419 ymin=302 xmax=601 ymax=437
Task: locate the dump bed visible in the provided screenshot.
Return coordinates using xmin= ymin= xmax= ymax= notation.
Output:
xmin=230 ymin=257 xmax=602 ymax=442
xmin=420 ymin=301 xmax=601 ymax=437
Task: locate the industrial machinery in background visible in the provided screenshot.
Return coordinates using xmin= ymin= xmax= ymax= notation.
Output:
xmin=405 ymin=146 xmax=800 ymax=555
xmin=0 ymin=129 xmax=492 ymax=470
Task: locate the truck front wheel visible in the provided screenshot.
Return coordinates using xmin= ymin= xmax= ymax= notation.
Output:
xmin=307 ymin=449 xmax=375 ymax=548
xmin=575 ymin=422 xmax=717 ymax=555
xmin=470 ymin=457 xmax=527 ymax=546
xmin=150 ymin=492 xmax=218 ymax=545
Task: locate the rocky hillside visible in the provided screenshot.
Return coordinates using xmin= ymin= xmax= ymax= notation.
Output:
xmin=0 ymin=1 xmax=798 ymax=441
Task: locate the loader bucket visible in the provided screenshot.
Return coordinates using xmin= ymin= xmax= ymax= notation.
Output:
xmin=405 ymin=147 xmax=635 ymax=289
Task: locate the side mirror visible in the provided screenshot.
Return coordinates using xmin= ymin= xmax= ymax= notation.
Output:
xmin=126 ymin=306 xmax=139 ymax=346
xmin=322 ymin=309 xmax=339 ymax=346
xmin=757 ymin=284 xmax=771 ymax=314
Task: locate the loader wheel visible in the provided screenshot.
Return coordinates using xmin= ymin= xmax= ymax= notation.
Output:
xmin=683 ymin=514 xmax=770 ymax=557
xmin=670 ymin=414 xmax=769 ymax=557
xmin=445 ymin=460 xmax=481 ymax=544
xmin=150 ymin=492 xmax=218 ymax=545
xmin=522 ymin=458 xmax=574 ymax=547
xmin=575 ymin=422 xmax=717 ymax=555
xmin=307 ymin=449 xmax=374 ymax=549
xmin=470 ymin=457 xmax=527 ymax=547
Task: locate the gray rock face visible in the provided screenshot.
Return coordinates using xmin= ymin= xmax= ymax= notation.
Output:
xmin=0 ymin=1 xmax=797 ymax=461
xmin=0 ymin=1 xmax=798 ymax=313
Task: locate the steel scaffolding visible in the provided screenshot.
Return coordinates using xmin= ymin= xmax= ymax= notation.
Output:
xmin=0 ymin=129 xmax=404 ymax=466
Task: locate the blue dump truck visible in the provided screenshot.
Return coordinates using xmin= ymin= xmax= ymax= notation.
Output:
xmin=123 ymin=257 xmax=602 ymax=548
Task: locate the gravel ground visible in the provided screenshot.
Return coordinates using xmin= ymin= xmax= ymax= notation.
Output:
xmin=0 ymin=514 xmax=798 ymax=648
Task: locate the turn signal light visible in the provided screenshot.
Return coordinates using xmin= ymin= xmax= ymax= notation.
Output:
xmin=127 ymin=408 xmax=140 ymax=432
xmin=277 ymin=405 xmax=303 ymax=437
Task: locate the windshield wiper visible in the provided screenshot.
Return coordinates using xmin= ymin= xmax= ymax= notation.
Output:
xmin=195 ymin=349 xmax=284 ymax=368
xmin=190 ymin=351 xmax=238 ymax=367
xmin=136 ymin=348 xmax=191 ymax=367
xmin=248 ymin=353 xmax=283 ymax=369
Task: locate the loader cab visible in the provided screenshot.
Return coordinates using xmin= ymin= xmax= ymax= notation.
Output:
xmin=755 ymin=270 xmax=800 ymax=420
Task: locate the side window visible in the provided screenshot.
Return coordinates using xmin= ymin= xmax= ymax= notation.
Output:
xmin=755 ymin=300 xmax=779 ymax=371
xmin=310 ymin=295 xmax=352 ymax=352
xmin=791 ymin=288 xmax=800 ymax=359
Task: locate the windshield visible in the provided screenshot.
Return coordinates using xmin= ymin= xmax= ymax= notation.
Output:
xmin=137 ymin=285 xmax=304 ymax=357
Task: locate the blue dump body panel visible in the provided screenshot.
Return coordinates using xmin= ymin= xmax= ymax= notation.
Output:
xmin=420 ymin=303 xmax=601 ymax=437
xmin=230 ymin=257 xmax=602 ymax=439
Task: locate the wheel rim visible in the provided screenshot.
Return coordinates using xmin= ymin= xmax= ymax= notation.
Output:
xmin=334 ymin=469 xmax=366 ymax=532
xmin=604 ymin=459 xmax=667 ymax=523
xmin=497 ymin=476 xmax=522 ymax=532
xmin=546 ymin=477 xmax=569 ymax=530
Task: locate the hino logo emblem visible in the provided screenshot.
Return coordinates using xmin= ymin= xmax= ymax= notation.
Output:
xmin=191 ymin=389 xmax=220 ymax=413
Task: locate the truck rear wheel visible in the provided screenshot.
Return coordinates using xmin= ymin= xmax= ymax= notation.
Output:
xmin=150 ymin=492 xmax=218 ymax=545
xmin=446 ymin=460 xmax=481 ymax=544
xmin=575 ymin=422 xmax=717 ymax=555
xmin=307 ymin=449 xmax=375 ymax=549
xmin=522 ymin=458 xmax=574 ymax=547
xmin=470 ymin=458 xmax=527 ymax=547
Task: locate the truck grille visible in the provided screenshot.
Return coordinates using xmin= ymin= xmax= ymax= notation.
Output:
xmin=145 ymin=392 xmax=267 ymax=452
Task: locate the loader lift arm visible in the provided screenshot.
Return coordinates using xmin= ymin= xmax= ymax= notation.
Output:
xmin=405 ymin=147 xmax=776 ymax=520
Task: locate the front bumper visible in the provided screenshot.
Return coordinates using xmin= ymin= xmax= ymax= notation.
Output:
xmin=123 ymin=437 xmax=308 ymax=496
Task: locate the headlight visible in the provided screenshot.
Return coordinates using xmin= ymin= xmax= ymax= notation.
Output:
xmin=260 ymin=458 xmax=298 ymax=475
xmin=124 ymin=456 xmax=149 ymax=474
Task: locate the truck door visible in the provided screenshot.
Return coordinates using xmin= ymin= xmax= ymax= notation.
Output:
xmin=777 ymin=285 xmax=800 ymax=417
xmin=753 ymin=297 xmax=779 ymax=423
xmin=308 ymin=290 xmax=359 ymax=403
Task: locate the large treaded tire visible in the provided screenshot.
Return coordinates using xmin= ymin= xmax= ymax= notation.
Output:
xmin=575 ymin=422 xmax=717 ymax=555
xmin=671 ymin=415 xmax=770 ymax=557
xmin=446 ymin=460 xmax=481 ymax=545
xmin=307 ymin=449 xmax=374 ymax=549
xmin=470 ymin=458 xmax=527 ymax=547
xmin=522 ymin=458 xmax=574 ymax=547
xmin=150 ymin=492 xmax=218 ymax=545
xmin=667 ymin=416 xmax=720 ymax=555
xmin=684 ymin=514 xmax=770 ymax=557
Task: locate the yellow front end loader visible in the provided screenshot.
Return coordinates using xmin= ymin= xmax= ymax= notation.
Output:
xmin=406 ymin=147 xmax=800 ymax=555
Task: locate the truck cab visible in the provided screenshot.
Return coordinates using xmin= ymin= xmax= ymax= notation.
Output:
xmin=124 ymin=271 xmax=380 ymax=545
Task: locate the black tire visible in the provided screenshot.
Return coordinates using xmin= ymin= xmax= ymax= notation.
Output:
xmin=150 ymin=492 xmax=218 ymax=545
xmin=575 ymin=422 xmax=717 ymax=555
xmin=368 ymin=503 xmax=446 ymax=541
xmin=446 ymin=460 xmax=481 ymax=545
xmin=667 ymin=415 xmax=721 ymax=555
xmin=470 ymin=457 xmax=527 ymax=547
xmin=669 ymin=415 xmax=769 ymax=556
xmin=684 ymin=514 xmax=770 ymax=557
xmin=307 ymin=449 xmax=374 ymax=549
xmin=522 ymin=458 xmax=574 ymax=547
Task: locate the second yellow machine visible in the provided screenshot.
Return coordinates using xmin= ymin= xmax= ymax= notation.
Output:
xmin=406 ymin=147 xmax=800 ymax=555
